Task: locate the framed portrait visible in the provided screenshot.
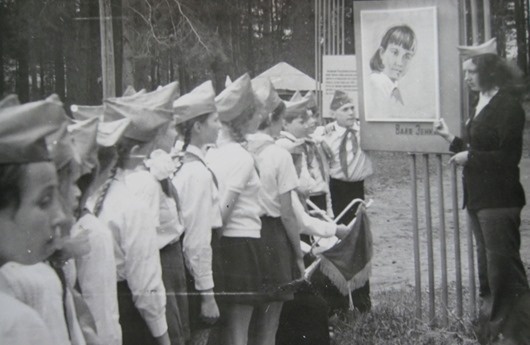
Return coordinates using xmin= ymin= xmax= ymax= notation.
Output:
xmin=360 ymin=6 xmax=440 ymax=122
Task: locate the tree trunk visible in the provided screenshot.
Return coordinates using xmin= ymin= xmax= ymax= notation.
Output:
xmin=29 ymin=38 xmax=38 ymax=100
xmin=16 ymin=38 xmax=30 ymax=102
xmin=134 ymin=56 xmax=151 ymax=91
xmin=169 ymin=52 xmax=174 ymax=83
xmin=0 ymin=4 xmax=4 ymax=96
xmin=54 ymin=26 xmax=66 ymax=101
xmin=150 ymin=56 xmax=157 ymax=89
xmin=88 ymin=0 xmax=102 ymax=104
xmin=246 ymin=0 xmax=255 ymax=76
xmin=99 ymin=0 xmax=116 ymax=98
xmin=121 ymin=0 xmax=134 ymax=92
xmin=178 ymin=57 xmax=190 ymax=93
xmin=111 ymin=0 xmax=123 ymax=96
xmin=491 ymin=0 xmax=507 ymax=56
xmin=15 ymin=1 xmax=29 ymax=102
xmin=514 ymin=0 xmax=528 ymax=73
xmin=28 ymin=0 xmax=42 ymax=100
xmin=64 ymin=0 xmax=80 ymax=107
xmin=38 ymin=33 xmax=45 ymax=99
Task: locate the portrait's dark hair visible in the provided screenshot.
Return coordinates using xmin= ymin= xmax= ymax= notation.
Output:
xmin=258 ymin=101 xmax=286 ymax=130
xmin=370 ymin=25 xmax=417 ymax=72
xmin=0 ymin=164 xmax=26 ymax=211
xmin=470 ymin=53 xmax=523 ymax=94
xmin=176 ymin=112 xmax=211 ymax=151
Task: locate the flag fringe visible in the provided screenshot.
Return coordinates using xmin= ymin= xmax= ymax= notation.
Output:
xmin=318 ymin=256 xmax=372 ymax=296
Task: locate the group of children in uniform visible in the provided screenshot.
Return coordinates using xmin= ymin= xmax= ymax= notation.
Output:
xmin=0 ymin=72 xmax=371 ymax=345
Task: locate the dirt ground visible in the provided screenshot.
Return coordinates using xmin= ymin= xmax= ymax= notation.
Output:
xmin=365 ymin=121 xmax=530 ymax=297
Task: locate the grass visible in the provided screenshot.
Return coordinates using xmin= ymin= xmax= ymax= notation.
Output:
xmin=333 ymin=287 xmax=479 ymax=345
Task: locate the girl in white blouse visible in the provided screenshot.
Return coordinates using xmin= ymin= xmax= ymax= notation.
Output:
xmin=247 ymin=79 xmax=305 ymax=345
xmin=86 ymin=101 xmax=172 ymax=345
xmin=171 ymin=80 xmax=223 ymax=343
xmin=206 ymin=74 xmax=266 ymax=345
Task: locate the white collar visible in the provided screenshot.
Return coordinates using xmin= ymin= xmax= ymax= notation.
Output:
xmin=250 ymin=132 xmax=274 ymax=142
xmin=370 ymin=72 xmax=399 ymax=96
xmin=280 ymin=131 xmax=298 ymax=142
xmin=479 ymin=88 xmax=499 ymax=102
xmin=333 ymin=121 xmax=358 ymax=134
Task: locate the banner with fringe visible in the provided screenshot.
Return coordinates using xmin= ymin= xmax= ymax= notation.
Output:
xmin=317 ymin=208 xmax=372 ymax=297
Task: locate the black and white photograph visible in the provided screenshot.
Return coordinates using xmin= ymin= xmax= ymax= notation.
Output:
xmin=1 ymin=1 xmax=530 ymax=345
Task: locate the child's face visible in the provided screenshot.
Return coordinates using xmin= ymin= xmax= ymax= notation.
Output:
xmin=306 ymin=115 xmax=319 ymax=136
xmin=245 ymin=110 xmax=262 ymax=135
xmin=284 ymin=116 xmax=309 ymax=138
xmin=0 ymin=162 xmax=65 ymax=264
xmin=199 ymin=112 xmax=221 ymax=145
xmin=379 ymin=43 xmax=415 ymax=81
xmin=334 ymin=104 xmax=356 ymax=128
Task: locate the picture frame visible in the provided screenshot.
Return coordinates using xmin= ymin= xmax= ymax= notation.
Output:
xmin=360 ymin=6 xmax=440 ymax=122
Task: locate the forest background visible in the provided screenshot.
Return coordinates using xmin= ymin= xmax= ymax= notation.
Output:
xmin=1 ymin=0 xmax=529 ymax=109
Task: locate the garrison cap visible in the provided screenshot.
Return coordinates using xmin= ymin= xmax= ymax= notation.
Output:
xmin=0 ymin=95 xmax=68 ymax=163
xmin=330 ymin=90 xmax=354 ymax=111
xmin=173 ymin=80 xmax=216 ymax=125
xmin=251 ymin=77 xmax=282 ymax=117
xmin=215 ymin=73 xmax=256 ymax=122
xmin=457 ymin=38 xmax=497 ymax=59
xmin=104 ymin=99 xmax=173 ymax=142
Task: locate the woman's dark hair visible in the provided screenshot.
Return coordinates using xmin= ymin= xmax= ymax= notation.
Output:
xmin=258 ymin=101 xmax=286 ymax=130
xmin=175 ymin=112 xmax=211 ymax=151
xmin=0 ymin=164 xmax=25 ymax=211
xmin=471 ymin=54 xmax=523 ymax=94
xmin=370 ymin=25 xmax=417 ymax=72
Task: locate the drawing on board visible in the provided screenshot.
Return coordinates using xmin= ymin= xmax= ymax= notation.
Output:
xmin=360 ymin=6 xmax=440 ymax=122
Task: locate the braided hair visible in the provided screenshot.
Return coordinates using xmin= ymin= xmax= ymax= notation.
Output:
xmin=258 ymin=101 xmax=286 ymax=130
xmin=223 ymin=105 xmax=256 ymax=146
xmin=93 ymin=162 xmax=118 ymax=217
xmin=175 ymin=113 xmax=211 ymax=152
xmin=92 ymin=137 xmax=140 ymax=217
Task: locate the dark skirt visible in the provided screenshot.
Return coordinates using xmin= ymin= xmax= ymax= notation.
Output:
xmin=260 ymin=216 xmax=299 ymax=302
xmin=217 ymin=235 xmax=267 ymax=305
xmin=160 ymin=240 xmax=190 ymax=345
xmin=117 ymin=281 xmax=158 ymax=345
